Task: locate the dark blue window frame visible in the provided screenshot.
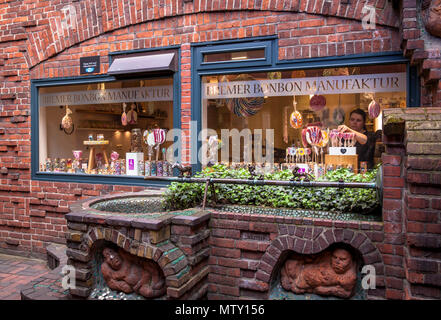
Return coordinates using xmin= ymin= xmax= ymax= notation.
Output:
xmin=31 ymin=46 xmax=181 ymax=187
xmin=191 ymin=36 xmax=418 ymax=173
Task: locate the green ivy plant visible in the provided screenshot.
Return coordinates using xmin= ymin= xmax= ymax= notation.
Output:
xmin=163 ymin=164 xmax=380 ymax=215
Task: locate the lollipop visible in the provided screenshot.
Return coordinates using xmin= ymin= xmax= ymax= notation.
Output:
xmin=329 ymin=130 xmax=338 ymax=147
xmin=227 ymin=96 xmax=265 ymax=117
xmin=306 ymin=126 xmax=323 ymax=146
xmin=368 ymin=100 xmax=381 ymax=119
xmin=147 ymin=131 xmax=156 ymax=147
xmin=306 ymin=148 xmax=312 ymax=162
xmin=305 ymin=130 xmax=312 ymax=145
xmin=349 ymin=132 xmax=356 ymax=147
xmin=121 ymin=103 xmax=127 ymax=126
xmin=226 ymin=74 xmax=264 ymax=117
xmin=61 ymin=106 xmax=73 ymax=130
xmin=337 ymin=131 xmax=344 ymax=147
xmin=289 ymin=147 xmax=297 ymax=156
xmin=333 ymin=107 xmax=345 ymax=125
xmin=343 ymin=133 xmax=350 ymax=147
xmin=318 ymin=130 xmax=329 ymax=148
xmin=145 ymin=130 xmax=156 ymax=162
xmin=143 ymin=130 xmax=149 ymax=145
xmin=110 ymin=151 xmax=119 ymax=161
xmin=301 ymin=128 xmax=309 ymax=148
xmin=290 ymin=111 xmax=303 ymax=129
xmin=153 ymin=128 xmax=166 ymax=145
xmin=73 ymin=150 xmax=82 ymax=160
xmin=309 ymin=95 xmax=326 ymax=112
xmin=152 ymin=128 xmax=166 ymax=162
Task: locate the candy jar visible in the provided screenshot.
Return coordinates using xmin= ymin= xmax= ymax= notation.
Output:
xmin=131 ymin=128 xmax=143 ymax=152
xmin=138 ymin=160 xmax=145 ymax=176
xmin=151 ymin=161 xmax=157 ymax=176
xmin=168 ymin=162 xmax=174 ymax=176
xmin=157 ymin=160 xmax=163 ymax=176
xmin=53 ymin=158 xmax=60 ymax=172
xmin=162 ymin=161 xmax=169 ymax=177
xmin=145 ymin=161 xmax=151 ymax=177
xmin=67 ymin=158 xmax=72 ymax=171
xmin=115 ymin=160 xmax=121 ymax=175
xmin=46 ymin=158 xmax=53 ymax=172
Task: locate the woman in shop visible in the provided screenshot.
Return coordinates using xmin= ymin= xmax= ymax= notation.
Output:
xmin=337 ymin=108 xmax=376 ymax=170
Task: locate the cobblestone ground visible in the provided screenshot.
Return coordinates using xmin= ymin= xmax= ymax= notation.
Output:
xmin=0 ymin=253 xmax=49 ymax=300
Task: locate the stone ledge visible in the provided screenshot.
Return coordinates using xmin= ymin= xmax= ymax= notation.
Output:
xmin=172 ymin=210 xmax=211 ymax=226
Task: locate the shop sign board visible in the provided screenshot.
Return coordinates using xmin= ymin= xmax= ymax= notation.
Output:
xmin=203 ymin=73 xmax=406 ymax=99
xmin=39 ymin=86 xmax=173 ymax=107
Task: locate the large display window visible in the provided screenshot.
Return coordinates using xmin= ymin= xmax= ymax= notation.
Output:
xmin=201 ymin=63 xmax=407 ymax=175
xmin=38 ymin=77 xmax=174 ymax=177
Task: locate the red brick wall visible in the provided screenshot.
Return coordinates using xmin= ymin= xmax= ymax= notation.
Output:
xmin=0 ymin=2 xmax=402 ymax=258
xmin=383 ymin=108 xmax=441 ymax=299
xmin=0 ymin=0 xmax=440 ymax=300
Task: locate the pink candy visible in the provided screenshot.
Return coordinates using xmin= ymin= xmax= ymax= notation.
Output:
xmin=368 ymin=100 xmax=381 ymax=119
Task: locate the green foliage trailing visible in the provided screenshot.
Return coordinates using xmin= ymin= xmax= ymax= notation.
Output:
xmin=163 ymin=164 xmax=379 ymax=214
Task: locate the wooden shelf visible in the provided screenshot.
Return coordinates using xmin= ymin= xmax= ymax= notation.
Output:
xmin=83 ymin=140 xmax=109 ymax=145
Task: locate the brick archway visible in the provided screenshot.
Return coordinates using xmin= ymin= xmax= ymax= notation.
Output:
xmin=24 ymin=0 xmax=399 ymax=68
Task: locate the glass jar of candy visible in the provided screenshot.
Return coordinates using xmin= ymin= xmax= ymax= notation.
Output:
xmin=131 ymin=128 xmax=143 ymax=152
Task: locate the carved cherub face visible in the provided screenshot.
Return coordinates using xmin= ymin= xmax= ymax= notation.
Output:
xmin=331 ymin=249 xmax=352 ymax=274
xmin=103 ymin=247 xmax=123 ymax=270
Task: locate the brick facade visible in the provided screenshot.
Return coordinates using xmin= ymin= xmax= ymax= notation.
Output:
xmin=1 ymin=0 xmax=441 ymax=299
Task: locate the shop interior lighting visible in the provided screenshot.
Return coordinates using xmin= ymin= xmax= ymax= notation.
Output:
xmin=231 ymin=51 xmax=248 ymax=60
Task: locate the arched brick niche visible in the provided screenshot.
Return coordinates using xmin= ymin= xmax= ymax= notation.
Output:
xmin=257 ymin=229 xmax=385 ymax=299
xmin=66 ymin=225 xmax=190 ymax=299
xmin=65 ymin=207 xmax=212 ymax=300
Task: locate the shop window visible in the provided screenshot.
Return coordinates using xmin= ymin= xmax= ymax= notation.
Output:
xmin=201 ymin=64 xmax=407 ymax=174
xmin=197 ymin=39 xmax=273 ymax=70
xmin=37 ymin=77 xmax=174 ymax=177
xmin=203 ymin=49 xmax=265 ymax=63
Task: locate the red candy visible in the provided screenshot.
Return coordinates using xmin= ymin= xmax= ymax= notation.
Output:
xmin=309 ymin=95 xmax=326 ymax=112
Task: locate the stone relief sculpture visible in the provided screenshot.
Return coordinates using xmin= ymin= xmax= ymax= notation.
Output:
xmin=422 ymin=0 xmax=441 ymax=38
xmin=280 ymin=248 xmax=357 ymax=298
xmin=101 ymin=247 xmax=166 ymax=298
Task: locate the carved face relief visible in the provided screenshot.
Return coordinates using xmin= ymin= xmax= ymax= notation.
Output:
xmin=103 ymin=248 xmax=123 ymax=270
xmin=101 ymin=246 xmax=166 ymax=298
xmin=331 ymin=249 xmax=352 ymax=274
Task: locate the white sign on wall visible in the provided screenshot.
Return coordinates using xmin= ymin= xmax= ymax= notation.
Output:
xmin=39 ymin=86 xmax=173 ymax=107
xmin=203 ymin=73 xmax=406 ymax=99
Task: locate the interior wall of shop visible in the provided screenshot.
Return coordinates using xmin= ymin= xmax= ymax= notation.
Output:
xmin=0 ymin=0 xmax=440 ymax=299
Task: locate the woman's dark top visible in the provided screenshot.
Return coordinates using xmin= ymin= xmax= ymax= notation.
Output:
xmin=355 ymin=131 xmax=376 ymax=169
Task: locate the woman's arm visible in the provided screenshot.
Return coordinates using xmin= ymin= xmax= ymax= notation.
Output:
xmin=337 ymin=125 xmax=367 ymax=145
